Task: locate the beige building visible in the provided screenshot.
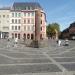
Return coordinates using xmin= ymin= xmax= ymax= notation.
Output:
xmin=0 ymin=8 xmax=10 ymax=38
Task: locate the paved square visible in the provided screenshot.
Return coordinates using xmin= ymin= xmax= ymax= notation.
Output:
xmin=0 ymin=39 xmax=75 ymax=75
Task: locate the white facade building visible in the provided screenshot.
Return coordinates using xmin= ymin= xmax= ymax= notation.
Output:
xmin=0 ymin=8 xmax=10 ymax=38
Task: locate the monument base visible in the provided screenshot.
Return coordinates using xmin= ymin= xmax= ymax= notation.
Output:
xmin=30 ymin=40 xmax=39 ymax=48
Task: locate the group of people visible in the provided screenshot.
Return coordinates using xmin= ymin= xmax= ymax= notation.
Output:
xmin=7 ymin=37 xmax=69 ymax=48
xmin=7 ymin=37 xmax=18 ymax=48
xmin=57 ymin=38 xmax=69 ymax=46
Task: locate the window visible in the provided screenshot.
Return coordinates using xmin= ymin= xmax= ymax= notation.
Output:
xmin=7 ymin=15 xmax=9 ymax=18
xmin=31 ymin=34 xmax=34 ymax=40
xmin=24 ymin=7 xmax=26 ymax=10
xmin=31 ymin=19 xmax=34 ymax=24
xmin=12 ymin=13 xmax=14 ymax=17
xmin=7 ymin=20 xmax=9 ymax=23
xmin=28 ymin=6 xmax=30 ymax=10
xmin=31 ymin=26 xmax=34 ymax=31
xmin=32 ymin=12 xmax=34 ymax=16
xmin=18 ymin=19 xmax=21 ymax=24
xmin=18 ymin=13 xmax=21 ymax=17
xmin=15 ymin=19 xmax=17 ymax=23
xmin=27 ymin=34 xmax=30 ymax=39
xmin=3 ymin=15 xmax=5 ymax=18
xmin=30 ymin=7 xmax=32 ymax=10
xmin=24 ymin=13 xmax=26 ymax=16
xmin=15 ymin=13 xmax=17 ymax=17
xmin=28 ymin=26 xmax=30 ymax=31
xmin=24 ymin=19 xmax=26 ymax=24
xmin=18 ymin=34 xmax=20 ymax=39
xmin=28 ymin=19 xmax=30 ymax=24
xmin=28 ymin=13 xmax=30 ymax=16
xmin=41 ymin=14 xmax=42 ymax=17
xmin=12 ymin=19 xmax=14 ymax=23
xmin=3 ymin=27 xmax=9 ymax=30
xmin=18 ymin=26 xmax=20 ymax=30
xmin=41 ymin=20 xmax=42 ymax=24
xmin=15 ymin=26 xmax=17 ymax=30
xmin=15 ymin=33 xmax=17 ymax=38
xmin=41 ymin=27 xmax=42 ymax=31
xmin=40 ymin=34 xmax=42 ymax=39
xmin=24 ymin=26 xmax=26 ymax=31
xmin=12 ymin=33 xmax=14 ymax=39
xmin=23 ymin=33 xmax=26 ymax=40
xmin=12 ymin=26 xmax=14 ymax=30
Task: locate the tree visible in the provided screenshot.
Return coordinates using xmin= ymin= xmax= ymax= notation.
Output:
xmin=51 ymin=23 xmax=60 ymax=32
xmin=46 ymin=23 xmax=60 ymax=38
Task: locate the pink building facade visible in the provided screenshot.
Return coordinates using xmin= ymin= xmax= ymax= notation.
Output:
xmin=9 ymin=2 xmax=46 ymax=40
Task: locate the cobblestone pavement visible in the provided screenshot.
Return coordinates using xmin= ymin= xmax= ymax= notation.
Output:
xmin=0 ymin=39 xmax=75 ymax=75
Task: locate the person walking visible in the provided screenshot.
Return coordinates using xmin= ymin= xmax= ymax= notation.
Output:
xmin=14 ymin=38 xmax=18 ymax=47
xmin=58 ymin=40 xmax=61 ymax=46
xmin=7 ymin=38 xmax=10 ymax=48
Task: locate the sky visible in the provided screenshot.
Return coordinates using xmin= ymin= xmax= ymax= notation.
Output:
xmin=0 ymin=0 xmax=75 ymax=31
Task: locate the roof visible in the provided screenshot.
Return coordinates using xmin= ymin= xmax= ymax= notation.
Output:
xmin=70 ymin=22 xmax=75 ymax=28
xmin=12 ymin=2 xmax=43 ymax=10
xmin=62 ymin=28 xmax=69 ymax=33
xmin=0 ymin=7 xmax=10 ymax=10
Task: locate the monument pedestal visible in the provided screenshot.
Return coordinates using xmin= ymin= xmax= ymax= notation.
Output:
xmin=31 ymin=40 xmax=39 ymax=48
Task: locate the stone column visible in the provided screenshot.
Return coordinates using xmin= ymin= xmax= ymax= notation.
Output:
xmin=35 ymin=9 xmax=41 ymax=41
xmin=33 ymin=9 xmax=41 ymax=48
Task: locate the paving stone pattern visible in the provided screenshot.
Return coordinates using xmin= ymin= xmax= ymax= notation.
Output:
xmin=0 ymin=39 xmax=75 ymax=75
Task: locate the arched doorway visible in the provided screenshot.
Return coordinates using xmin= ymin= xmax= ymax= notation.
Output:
xmin=15 ymin=33 xmax=17 ymax=38
xmin=40 ymin=34 xmax=42 ymax=39
xmin=18 ymin=34 xmax=20 ymax=39
xmin=23 ymin=33 xmax=26 ymax=41
xmin=31 ymin=34 xmax=34 ymax=40
xmin=12 ymin=33 xmax=14 ymax=39
xmin=27 ymin=34 xmax=30 ymax=39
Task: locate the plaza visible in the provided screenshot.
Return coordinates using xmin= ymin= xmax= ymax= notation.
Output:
xmin=0 ymin=39 xmax=75 ymax=75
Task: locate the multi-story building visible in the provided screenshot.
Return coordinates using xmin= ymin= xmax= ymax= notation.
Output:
xmin=61 ymin=22 xmax=75 ymax=39
xmin=0 ymin=2 xmax=46 ymax=40
xmin=0 ymin=7 xmax=10 ymax=38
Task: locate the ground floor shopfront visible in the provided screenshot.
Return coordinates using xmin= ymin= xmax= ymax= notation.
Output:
xmin=9 ymin=32 xmax=46 ymax=40
xmin=11 ymin=33 xmax=34 ymax=40
xmin=0 ymin=32 xmax=9 ymax=39
xmin=0 ymin=31 xmax=46 ymax=40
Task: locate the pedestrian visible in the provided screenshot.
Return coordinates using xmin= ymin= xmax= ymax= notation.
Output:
xmin=14 ymin=38 xmax=18 ymax=47
xmin=65 ymin=38 xmax=69 ymax=46
xmin=58 ymin=40 xmax=61 ymax=46
xmin=7 ymin=38 xmax=10 ymax=48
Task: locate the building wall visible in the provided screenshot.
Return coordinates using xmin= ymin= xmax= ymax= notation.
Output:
xmin=21 ymin=10 xmax=35 ymax=40
xmin=0 ymin=10 xmax=10 ymax=38
xmin=9 ymin=11 xmax=22 ymax=39
xmin=69 ymin=27 xmax=75 ymax=34
xmin=0 ymin=3 xmax=46 ymax=40
xmin=40 ymin=11 xmax=46 ymax=39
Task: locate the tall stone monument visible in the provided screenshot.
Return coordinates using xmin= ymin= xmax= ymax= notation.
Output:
xmin=33 ymin=9 xmax=41 ymax=48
